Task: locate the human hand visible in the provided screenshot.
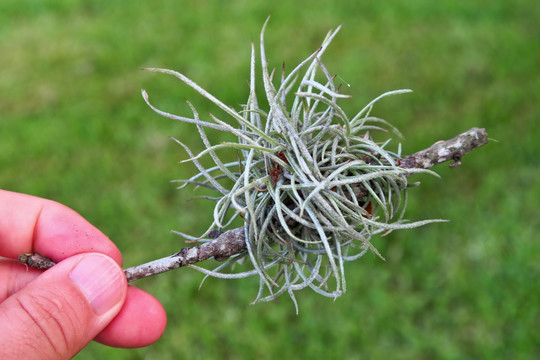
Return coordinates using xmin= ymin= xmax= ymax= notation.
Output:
xmin=0 ymin=190 xmax=167 ymax=359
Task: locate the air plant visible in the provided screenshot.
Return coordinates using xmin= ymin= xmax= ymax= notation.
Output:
xmin=142 ymin=18 xmax=442 ymax=310
xmin=20 ymin=19 xmax=488 ymax=313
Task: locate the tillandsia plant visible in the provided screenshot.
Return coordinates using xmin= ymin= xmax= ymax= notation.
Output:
xmin=20 ymin=19 xmax=488 ymax=312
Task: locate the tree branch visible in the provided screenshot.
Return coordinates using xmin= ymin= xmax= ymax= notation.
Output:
xmin=399 ymin=127 xmax=487 ymax=169
xmin=18 ymin=127 xmax=488 ymax=282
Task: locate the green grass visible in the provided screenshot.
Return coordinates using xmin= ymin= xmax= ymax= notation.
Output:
xmin=1 ymin=0 xmax=538 ymax=359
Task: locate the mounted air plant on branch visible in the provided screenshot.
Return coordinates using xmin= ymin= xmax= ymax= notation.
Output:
xmin=20 ymin=19 xmax=488 ymax=312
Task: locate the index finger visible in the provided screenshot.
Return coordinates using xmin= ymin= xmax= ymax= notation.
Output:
xmin=0 ymin=190 xmax=122 ymax=265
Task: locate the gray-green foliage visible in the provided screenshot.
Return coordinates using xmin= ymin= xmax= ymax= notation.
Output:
xmin=142 ymin=19 xmax=442 ymax=311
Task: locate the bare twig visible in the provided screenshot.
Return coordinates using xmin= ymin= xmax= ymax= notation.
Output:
xmin=17 ymin=253 xmax=57 ymax=270
xmin=18 ymin=128 xmax=488 ymax=282
xmin=123 ymin=227 xmax=245 ymax=282
xmin=399 ymin=127 xmax=487 ymax=169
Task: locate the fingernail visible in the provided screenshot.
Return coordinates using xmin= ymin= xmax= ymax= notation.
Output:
xmin=69 ymin=254 xmax=125 ymax=315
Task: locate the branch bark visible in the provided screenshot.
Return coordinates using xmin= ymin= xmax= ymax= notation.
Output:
xmin=19 ymin=127 xmax=488 ymax=282
xmin=399 ymin=127 xmax=487 ymax=169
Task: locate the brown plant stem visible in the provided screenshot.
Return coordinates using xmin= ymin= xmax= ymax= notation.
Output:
xmin=18 ymin=127 xmax=488 ymax=282
xmin=399 ymin=127 xmax=487 ymax=169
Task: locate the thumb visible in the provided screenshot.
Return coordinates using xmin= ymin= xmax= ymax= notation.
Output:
xmin=0 ymin=253 xmax=127 ymax=360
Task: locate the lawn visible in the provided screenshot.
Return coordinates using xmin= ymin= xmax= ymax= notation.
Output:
xmin=1 ymin=1 xmax=538 ymax=359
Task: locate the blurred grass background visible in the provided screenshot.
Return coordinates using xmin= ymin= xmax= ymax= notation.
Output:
xmin=1 ymin=0 xmax=538 ymax=359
